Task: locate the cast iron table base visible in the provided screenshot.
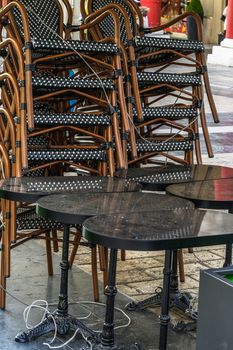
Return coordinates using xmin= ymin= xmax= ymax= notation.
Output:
xmin=91 ymin=249 xmax=144 ymax=350
xmin=15 ymin=313 xmax=97 ymax=343
xmin=15 ymin=225 xmax=97 ymax=344
xmin=125 ymin=250 xmax=197 ymax=322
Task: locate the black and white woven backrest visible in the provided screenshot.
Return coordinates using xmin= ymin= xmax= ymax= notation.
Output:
xmin=90 ymin=0 xmax=136 ymax=45
xmin=12 ymin=0 xmax=61 ymax=40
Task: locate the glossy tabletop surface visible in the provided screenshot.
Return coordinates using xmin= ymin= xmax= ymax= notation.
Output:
xmin=166 ymin=178 xmax=233 ymax=210
xmin=0 ymin=176 xmax=141 ymax=202
xmin=121 ymin=164 xmax=233 ymax=191
xmin=83 ymin=209 xmax=233 ymax=251
xmin=36 ymin=192 xmax=194 ymax=225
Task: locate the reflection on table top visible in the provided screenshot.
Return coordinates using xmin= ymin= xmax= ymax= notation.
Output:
xmin=83 ymin=209 xmax=233 ymax=251
xmin=166 ymin=178 xmax=233 ymax=210
xmin=121 ymin=164 xmax=233 ymax=190
xmin=0 ymin=176 xmax=141 ymax=202
xmin=36 ymin=192 xmax=194 ymax=225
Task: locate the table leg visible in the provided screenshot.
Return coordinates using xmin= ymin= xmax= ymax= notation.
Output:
xmin=224 ymin=208 xmax=233 ymax=267
xmin=159 ymin=250 xmax=172 ymax=350
xmin=126 ymin=250 xmax=194 ymax=318
xmin=94 ymin=249 xmax=144 ymax=350
xmin=100 ymin=248 xmax=118 ymax=348
xmin=15 ymin=225 xmax=97 ymax=343
xmin=224 ymin=243 xmax=232 ymax=267
xmin=169 ymin=250 xmax=193 ymax=313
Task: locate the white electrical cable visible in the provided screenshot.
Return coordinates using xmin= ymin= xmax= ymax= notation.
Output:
xmin=75 ymin=301 xmax=131 ymax=331
xmin=0 ymin=283 xmax=131 ymax=349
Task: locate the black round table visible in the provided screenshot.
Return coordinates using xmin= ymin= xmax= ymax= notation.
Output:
xmin=167 ymin=178 xmax=233 ymax=267
xmin=0 ymin=176 xmax=141 ymax=203
xmin=82 ymin=209 xmax=233 ymax=350
xmin=120 ymin=164 xmax=233 ymax=191
xmin=121 ymin=164 xmax=233 ymax=316
xmin=0 ymin=176 xmax=141 ymax=307
xmin=36 ymin=192 xmax=193 ymax=224
xmin=21 ymin=192 xmax=193 ymax=347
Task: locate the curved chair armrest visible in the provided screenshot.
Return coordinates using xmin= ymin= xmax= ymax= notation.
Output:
xmin=0 ymin=1 xmax=31 ymax=43
xmin=79 ymin=9 xmax=122 ymax=45
xmin=0 ymin=142 xmax=11 ymax=178
xmin=83 ymin=4 xmax=135 ymax=45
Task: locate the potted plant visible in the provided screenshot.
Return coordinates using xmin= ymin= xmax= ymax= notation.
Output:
xmin=186 ymin=0 xmax=204 ymax=40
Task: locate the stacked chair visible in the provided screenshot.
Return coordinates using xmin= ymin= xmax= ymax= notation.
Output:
xmin=0 ymin=0 xmax=218 ymax=310
xmin=81 ymin=0 xmax=219 ymax=165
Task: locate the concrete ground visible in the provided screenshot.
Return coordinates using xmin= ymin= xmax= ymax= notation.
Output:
xmin=0 ymin=60 xmax=232 ymax=349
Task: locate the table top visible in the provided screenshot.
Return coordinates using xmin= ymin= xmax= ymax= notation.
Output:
xmin=120 ymin=164 xmax=233 ymax=191
xmin=166 ymin=178 xmax=233 ymax=210
xmin=82 ymin=209 xmax=233 ymax=251
xmin=0 ymin=176 xmax=141 ymax=202
xmin=36 ymin=192 xmax=194 ymax=225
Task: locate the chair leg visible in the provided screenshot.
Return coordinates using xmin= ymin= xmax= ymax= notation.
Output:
xmin=197 ymin=86 xmax=214 ymax=158
xmin=4 ymin=200 xmax=11 ymax=278
xmin=192 ymin=118 xmax=202 ymax=164
xmin=91 ymin=245 xmax=99 ymax=302
xmin=178 ymin=249 xmax=185 ymax=283
xmin=51 ymin=228 xmax=59 ymax=252
xmin=68 ymin=229 xmax=82 ymax=268
xmin=188 ymin=248 xmax=194 ymax=253
xmin=99 ymin=246 xmax=108 ymax=288
xmin=198 ymin=52 xmax=219 ymax=124
xmin=0 ymin=250 xmax=6 ymax=309
xmin=98 ymin=245 xmax=107 ymax=272
xmin=203 ymin=70 xmax=219 ymax=124
xmin=121 ymin=250 xmax=126 ymax=261
xmin=45 ymin=231 xmax=53 ymax=276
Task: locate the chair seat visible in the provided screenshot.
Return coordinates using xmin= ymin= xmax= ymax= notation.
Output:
xmin=16 ymin=208 xmax=63 ymax=230
xmin=133 ymin=106 xmax=198 ymax=122
xmin=22 ymin=178 xmax=106 ymax=193
xmin=23 ymin=168 xmax=46 ymax=177
xmin=136 ymin=37 xmax=204 ymax=53
xmin=34 ymin=112 xmax=111 ymax=127
xmin=30 ymin=75 xmax=114 ymax=91
xmin=27 ymin=136 xmax=49 ymax=147
xmin=32 ymin=37 xmax=119 ymax=54
xmin=27 ymin=148 xmax=107 ymax=162
xmin=125 ymin=165 xmax=193 ymax=184
xmin=128 ymin=139 xmax=193 ymax=153
xmin=137 ymin=72 xmax=201 ymax=87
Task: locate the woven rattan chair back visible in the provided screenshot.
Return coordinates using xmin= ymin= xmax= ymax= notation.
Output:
xmin=9 ymin=0 xmax=64 ymax=41
xmin=83 ymin=0 xmax=139 ymax=45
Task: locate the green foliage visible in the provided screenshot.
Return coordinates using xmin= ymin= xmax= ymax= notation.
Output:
xmin=187 ymin=0 xmax=204 ymax=16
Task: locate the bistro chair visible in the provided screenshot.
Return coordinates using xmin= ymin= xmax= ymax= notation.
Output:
xmin=81 ymin=3 xmax=206 ymax=165
xmin=82 ymin=0 xmax=218 ymax=126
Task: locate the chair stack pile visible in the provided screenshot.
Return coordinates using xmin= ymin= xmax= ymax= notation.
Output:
xmin=0 ymin=0 xmax=218 ymax=309
xmin=0 ymin=0 xmax=219 ymax=182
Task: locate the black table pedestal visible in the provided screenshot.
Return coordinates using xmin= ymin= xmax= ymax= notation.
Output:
xmin=126 ymin=250 xmax=196 ymax=320
xmin=223 ymin=243 xmax=232 ymax=267
xmin=93 ymin=249 xmax=144 ymax=350
xmin=15 ymin=225 xmax=97 ymax=344
xmin=224 ymin=210 xmax=233 ymax=267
